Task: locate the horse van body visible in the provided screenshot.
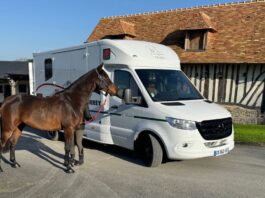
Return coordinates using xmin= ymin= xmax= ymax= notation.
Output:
xmin=33 ymin=39 xmax=234 ymax=167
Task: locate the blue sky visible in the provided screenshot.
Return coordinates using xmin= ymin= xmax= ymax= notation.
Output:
xmin=0 ymin=0 xmax=241 ymax=60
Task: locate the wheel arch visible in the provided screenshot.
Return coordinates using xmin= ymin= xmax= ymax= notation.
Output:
xmin=134 ymin=130 xmax=168 ymax=159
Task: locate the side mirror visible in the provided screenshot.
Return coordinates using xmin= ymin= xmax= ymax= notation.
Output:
xmin=124 ymin=89 xmax=132 ymax=104
xmin=124 ymin=89 xmax=142 ymax=105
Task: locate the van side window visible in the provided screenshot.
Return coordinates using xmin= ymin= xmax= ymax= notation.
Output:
xmin=45 ymin=58 xmax=53 ymax=81
xmin=114 ymin=70 xmax=146 ymax=106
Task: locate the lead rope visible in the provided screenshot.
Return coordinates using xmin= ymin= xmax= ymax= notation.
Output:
xmin=84 ymin=96 xmax=108 ymax=124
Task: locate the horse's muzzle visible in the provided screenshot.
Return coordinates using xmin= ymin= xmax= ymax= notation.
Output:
xmin=108 ymin=84 xmax=118 ymax=96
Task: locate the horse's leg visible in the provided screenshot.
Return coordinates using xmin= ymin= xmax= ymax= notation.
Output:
xmin=9 ymin=128 xmax=22 ymax=168
xmin=75 ymin=126 xmax=84 ymax=166
xmin=69 ymin=135 xmax=75 ymax=166
xmin=64 ymin=128 xmax=75 ymax=173
xmin=0 ymin=129 xmax=13 ymax=172
xmin=0 ymin=141 xmax=3 ymax=172
xmin=0 ymin=149 xmax=2 ymax=172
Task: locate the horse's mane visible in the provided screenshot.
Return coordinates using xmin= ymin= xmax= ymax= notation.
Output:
xmin=54 ymin=69 xmax=95 ymax=96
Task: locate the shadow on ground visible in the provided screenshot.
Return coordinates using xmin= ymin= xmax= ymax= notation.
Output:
xmin=4 ymin=127 xmax=146 ymax=169
xmin=82 ymin=138 xmax=145 ymax=166
xmin=2 ymin=127 xmax=66 ymax=171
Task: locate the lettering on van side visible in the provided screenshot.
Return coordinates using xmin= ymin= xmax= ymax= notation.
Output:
xmin=89 ymin=100 xmax=101 ymax=106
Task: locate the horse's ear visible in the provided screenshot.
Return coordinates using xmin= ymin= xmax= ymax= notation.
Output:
xmin=97 ymin=63 xmax=104 ymax=71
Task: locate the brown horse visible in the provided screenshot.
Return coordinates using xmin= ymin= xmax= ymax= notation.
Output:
xmin=0 ymin=63 xmax=117 ymax=173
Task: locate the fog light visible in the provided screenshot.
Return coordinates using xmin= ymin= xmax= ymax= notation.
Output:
xmin=181 ymin=142 xmax=192 ymax=148
xmin=182 ymin=143 xmax=188 ymax=148
xmin=175 ymin=142 xmax=192 ymax=152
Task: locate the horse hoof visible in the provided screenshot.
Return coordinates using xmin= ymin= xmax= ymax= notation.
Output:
xmin=11 ymin=164 xmax=19 ymax=168
xmin=65 ymin=167 xmax=75 ymax=174
xmin=70 ymin=162 xmax=75 ymax=167
xmin=70 ymin=159 xmax=76 ymax=167
xmin=75 ymin=160 xmax=84 ymax=166
xmin=11 ymin=162 xmax=21 ymax=168
xmin=64 ymin=161 xmax=75 ymax=167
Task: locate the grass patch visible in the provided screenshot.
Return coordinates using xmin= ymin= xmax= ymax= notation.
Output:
xmin=234 ymin=124 xmax=265 ymax=145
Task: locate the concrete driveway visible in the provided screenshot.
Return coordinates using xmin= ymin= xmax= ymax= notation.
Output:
xmin=0 ymin=127 xmax=264 ymax=198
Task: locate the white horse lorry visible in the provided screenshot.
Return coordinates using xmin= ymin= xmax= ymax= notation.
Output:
xmin=32 ymin=39 xmax=234 ymax=167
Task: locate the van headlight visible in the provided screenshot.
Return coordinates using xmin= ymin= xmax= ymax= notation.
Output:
xmin=166 ymin=117 xmax=197 ymax=130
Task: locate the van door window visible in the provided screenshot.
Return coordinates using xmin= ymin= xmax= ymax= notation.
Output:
xmin=114 ymin=70 xmax=146 ymax=106
xmin=44 ymin=58 xmax=53 ymax=81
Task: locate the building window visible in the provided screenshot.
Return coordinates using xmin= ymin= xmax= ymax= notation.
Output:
xmin=18 ymin=84 xmax=27 ymax=93
xmin=0 ymin=85 xmax=3 ymax=93
xmin=45 ymin=58 xmax=53 ymax=81
xmin=185 ymin=30 xmax=207 ymax=51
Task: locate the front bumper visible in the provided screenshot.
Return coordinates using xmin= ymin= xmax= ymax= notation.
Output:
xmin=165 ymin=128 xmax=235 ymax=160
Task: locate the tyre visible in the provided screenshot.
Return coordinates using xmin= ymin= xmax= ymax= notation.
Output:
xmin=136 ymin=133 xmax=163 ymax=167
xmin=47 ymin=131 xmax=59 ymax=141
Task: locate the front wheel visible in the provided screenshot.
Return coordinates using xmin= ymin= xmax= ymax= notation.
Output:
xmin=135 ymin=133 xmax=163 ymax=167
xmin=47 ymin=131 xmax=59 ymax=141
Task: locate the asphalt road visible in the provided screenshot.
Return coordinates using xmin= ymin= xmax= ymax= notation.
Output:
xmin=0 ymin=127 xmax=264 ymax=198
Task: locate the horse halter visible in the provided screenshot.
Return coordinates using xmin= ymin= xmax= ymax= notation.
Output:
xmin=95 ymin=68 xmax=110 ymax=96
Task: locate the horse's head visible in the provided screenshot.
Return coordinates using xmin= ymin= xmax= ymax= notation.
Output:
xmin=95 ymin=63 xmax=117 ymax=96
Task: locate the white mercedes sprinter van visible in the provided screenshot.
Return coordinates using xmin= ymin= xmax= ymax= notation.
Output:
xmin=33 ymin=39 xmax=234 ymax=167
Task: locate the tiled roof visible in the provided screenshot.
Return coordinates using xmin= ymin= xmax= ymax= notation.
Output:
xmin=88 ymin=0 xmax=265 ymax=63
xmin=119 ymin=20 xmax=136 ymax=36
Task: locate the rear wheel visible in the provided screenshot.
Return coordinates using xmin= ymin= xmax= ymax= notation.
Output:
xmin=135 ymin=133 xmax=163 ymax=167
xmin=47 ymin=131 xmax=59 ymax=141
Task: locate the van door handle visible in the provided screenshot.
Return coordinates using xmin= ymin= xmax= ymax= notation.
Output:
xmin=110 ymin=105 xmax=118 ymax=109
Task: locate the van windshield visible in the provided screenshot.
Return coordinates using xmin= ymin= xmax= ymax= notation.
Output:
xmin=136 ymin=69 xmax=203 ymax=102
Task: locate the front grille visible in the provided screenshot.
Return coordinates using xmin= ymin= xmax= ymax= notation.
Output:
xmin=196 ymin=118 xmax=232 ymax=140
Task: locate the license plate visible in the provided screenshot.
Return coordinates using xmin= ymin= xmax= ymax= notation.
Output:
xmin=213 ymin=147 xmax=229 ymax=157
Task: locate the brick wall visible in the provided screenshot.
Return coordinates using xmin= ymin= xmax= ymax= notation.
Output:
xmin=224 ymin=105 xmax=264 ymax=124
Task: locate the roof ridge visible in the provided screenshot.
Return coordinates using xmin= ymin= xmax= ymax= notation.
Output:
xmin=102 ymin=0 xmax=264 ymax=19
